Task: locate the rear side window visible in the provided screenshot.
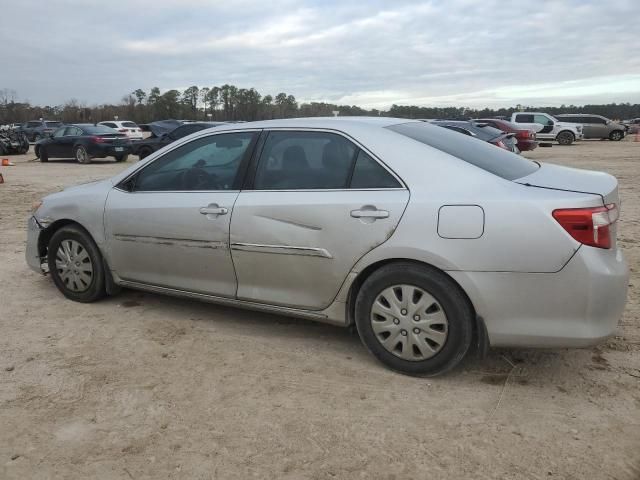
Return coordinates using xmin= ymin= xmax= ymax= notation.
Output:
xmin=122 ymin=122 xmax=137 ymax=128
xmin=514 ymin=114 xmax=533 ymax=123
xmin=350 ymin=151 xmax=401 ymax=189
xmin=102 ymin=122 xmax=117 ymax=128
xmin=254 ymin=131 xmax=356 ymax=190
xmin=387 ymin=122 xmax=539 ymax=181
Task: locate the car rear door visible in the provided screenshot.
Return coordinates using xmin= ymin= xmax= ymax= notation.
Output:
xmin=229 ymin=129 xmax=409 ymax=310
xmin=104 ymin=130 xmax=258 ymax=296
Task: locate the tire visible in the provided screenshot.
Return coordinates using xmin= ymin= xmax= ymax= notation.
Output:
xmin=354 ymin=262 xmax=473 ymax=376
xmin=34 ymin=133 xmax=42 ymax=142
xmin=556 ymin=131 xmax=574 ymax=146
xmin=137 ymin=147 xmax=152 ymax=160
xmin=114 ymin=153 xmax=128 ymax=162
xmin=609 ymin=130 xmax=624 ymax=141
xmin=39 ymin=146 xmax=48 ymax=162
xmin=47 ymin=225 xmax=106 ymax=303
xmin=74 ymin=145 xmax=90 ymax=164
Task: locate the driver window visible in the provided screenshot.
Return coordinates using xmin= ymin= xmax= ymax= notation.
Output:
xmin=132 ymin=132 xmax=256 ymax=192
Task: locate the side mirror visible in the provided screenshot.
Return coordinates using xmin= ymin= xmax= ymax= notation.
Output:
xmin=547 ymin=120 xmax=554 ymax=126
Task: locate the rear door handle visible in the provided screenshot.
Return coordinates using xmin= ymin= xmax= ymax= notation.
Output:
xmin=200 ymin=204 xmax=228 ymax=216
xmin=350 ymin=208 xmax=389 ymax=219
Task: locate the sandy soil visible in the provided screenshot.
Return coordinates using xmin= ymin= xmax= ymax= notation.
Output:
xmin=0 ymin=139 xmax=639 ymax=479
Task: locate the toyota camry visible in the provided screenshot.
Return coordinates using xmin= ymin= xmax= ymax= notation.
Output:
xmin=26 ymin=117 xmax=629 ymax=376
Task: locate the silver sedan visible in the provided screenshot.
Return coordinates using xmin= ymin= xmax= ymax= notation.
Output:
xmin=26 ymin=117 xmax=629 ymax=376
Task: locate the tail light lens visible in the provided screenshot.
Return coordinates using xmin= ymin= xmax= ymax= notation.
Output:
xmin=552 ymin=204 xmax=618 ymax=249
xmin=118 ymin=129 xmax=128 ymax=132
xmin=495 ymin=140 xmax=509 ymax=150
xmin=90 ymin=136 xmax=106 ymax=143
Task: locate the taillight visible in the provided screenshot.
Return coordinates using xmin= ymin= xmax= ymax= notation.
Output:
xmin=552 ymin=204 xmax=618 ymax=249
xmin=90 ymin=136 xmax=106 ymax=143
xmin=118 ymin=129 xmax=127 ymax=132
xmin=495 ymin=140 xmax=509 ymax=150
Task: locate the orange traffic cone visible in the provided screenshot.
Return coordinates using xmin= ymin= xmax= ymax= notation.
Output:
xmin=1 ymin=158 xmax=14 ymax=166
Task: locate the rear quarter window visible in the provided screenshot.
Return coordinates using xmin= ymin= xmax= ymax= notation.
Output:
xmin=387 ymin=122 xmax=539 ymax=181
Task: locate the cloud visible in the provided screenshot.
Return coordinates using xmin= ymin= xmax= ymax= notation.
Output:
xmin=0 ymin=0 xmax=638 ymax=108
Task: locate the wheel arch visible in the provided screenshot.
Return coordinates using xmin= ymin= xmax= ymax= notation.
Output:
xmin=38 ymin=219 xmax=93 ymax=258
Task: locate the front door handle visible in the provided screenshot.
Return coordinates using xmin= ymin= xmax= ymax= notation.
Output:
xmin=350 ymin=207 xmax=389 ymax=219
xmin=199 ymin=204 xmax=228 ymax=216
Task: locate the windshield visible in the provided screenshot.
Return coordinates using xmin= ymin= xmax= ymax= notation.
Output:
xmin=387 ymin=122 xmax=539 ymax=181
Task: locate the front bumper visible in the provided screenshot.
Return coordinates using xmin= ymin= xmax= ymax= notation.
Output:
xmin=26 ymin=216 xmax=45 ymax=273
xmin=449 ymin=245 xmax=629 ymax=348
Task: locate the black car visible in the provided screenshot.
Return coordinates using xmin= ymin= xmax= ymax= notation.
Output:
xmin=34 ymin=124 xmax=131 ymax=164
xmin=133 ymin=121 xmax=225 ymax=159
xmin=428 ymin=120 xmax=519 ymax=153
xmin=20 ymin=120 xmax=65 ymax=142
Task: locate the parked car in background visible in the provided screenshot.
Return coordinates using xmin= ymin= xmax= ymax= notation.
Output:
xmin=26 ymin=118 xmax=628 ymax=375
xmin=428 ymin=120 xmax=519 ymax=152
xmin=555 ymin=114 xmax=626 ymax=141
xmin=511 ymin=112 xmax=583 ymax=145
xmin=20 ymin=120 xmax=65 ymax=142
xmin=98 ymin=120 xmax=144 ymax=140
xmin=132 ymin=121 xmax=225 ymax=159
xmin=34 ymin=124 xmax=131 ymax=163
xmin=622 ymin=118 xmax=640 ymax=134
xmin=476 ymin=118 xmax=538 ymax=151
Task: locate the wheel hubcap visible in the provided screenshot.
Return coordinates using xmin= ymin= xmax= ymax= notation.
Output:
xmin=77 ymin=148 xmax=87 ymax=162
xmin=55 ymin=240 xmax=93 ymax=292
xmin=370 ymin=284 xmax=448 ymax=361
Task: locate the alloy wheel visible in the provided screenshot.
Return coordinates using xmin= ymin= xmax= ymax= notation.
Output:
xmin=370 ymin=284 xmax=448 ymax=361
xmin=76 ymin=147 xmax=89 ymax=163
xmin=55 ymin=239 xmax=93 ymax=292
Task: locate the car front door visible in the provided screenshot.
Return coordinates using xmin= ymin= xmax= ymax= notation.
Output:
xmin=230 ymin=130 xmax=410 ymax=310
xmin=46 ymin=127 xmax=70 ymax=157
xmin=104 ymin=130 xmax=258 ymax=296
xmin=58 ymin=126 xmax=82 ymax=158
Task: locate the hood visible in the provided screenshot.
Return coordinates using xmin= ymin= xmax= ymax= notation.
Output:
xmin=515 ymin=162 xmax=618 ymax=204
xmin=146 ymin=119 xmax=182 ymax=137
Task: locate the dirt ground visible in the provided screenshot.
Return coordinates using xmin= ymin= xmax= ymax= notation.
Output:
xmin=0 ymin=138 xmax=639 ymax=480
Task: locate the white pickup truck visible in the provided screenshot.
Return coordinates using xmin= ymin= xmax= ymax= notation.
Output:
xmin=511 ymin=112 xmax=583 ymax=145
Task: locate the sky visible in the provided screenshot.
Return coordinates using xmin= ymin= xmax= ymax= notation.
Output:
xmin=2 ymin=0 xmax=639 ymax=109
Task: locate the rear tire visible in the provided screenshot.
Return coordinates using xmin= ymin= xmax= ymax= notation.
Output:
xmin=33 ymin=133 xmax=42 ymax=142
xmin=75 ymin=145 xmax=90 ymax=164
xmin=354 ymin=262 xmax=473 ymax=376
xmin=47 ymin=225 xmax=106 ymax=303
xmin=556 ymin=131 xmax=574 ymax=145
xmin=39 ymin=146 xmax=48 ymax=162
xmin=609 ymin=130 xmax=624 ymax=141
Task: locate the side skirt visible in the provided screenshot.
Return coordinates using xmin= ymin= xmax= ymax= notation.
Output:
xmin=117 ymin=279 xmax=347 ymax=327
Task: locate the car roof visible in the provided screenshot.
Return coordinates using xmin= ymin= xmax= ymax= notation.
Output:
xmin=208 ymin=116 xmax=414 ymax=133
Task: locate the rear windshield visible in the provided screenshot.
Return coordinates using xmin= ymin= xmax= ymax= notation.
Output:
xmin=122 ymin=121 xmax=137 ymax=128
xmin=387 ymin=122 xmax=539 ymax=180
xmin=82 ymin=125 xmax=120 ymax=135
xmin=45 ymin=121 xmax=62 ymax=127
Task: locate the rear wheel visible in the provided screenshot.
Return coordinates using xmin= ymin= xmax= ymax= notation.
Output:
xmin=39 ymin=146 xmax=48 ymax=162
xmin=556 ymin=131 xmax=574 ymax=145
xmin=75 ymin=145 xmax=90 ymax=164
xmin=47 ymin=225 xmax=106 ymax=302
xmin=355 ymin=263 xmax=473 ymax=376
xmin=609 ymin=130 xmax=624 ymax=141
xmin=33 ymin=133 xmax=42 ymax=142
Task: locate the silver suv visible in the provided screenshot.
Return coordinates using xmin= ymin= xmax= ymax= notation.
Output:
xmin=556 ymin=114 xmax=626 ymax=141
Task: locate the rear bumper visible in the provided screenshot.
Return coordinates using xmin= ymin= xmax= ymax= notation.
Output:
xmin=517 ymin=139 xmax=538 ymax=151
xmin=86 ymin=143 xmax=131 ymax=158
xmin=449 ymin=245 xmax=629 ymax=348
xmin=26 ymin=216 xmax=45 ymax=274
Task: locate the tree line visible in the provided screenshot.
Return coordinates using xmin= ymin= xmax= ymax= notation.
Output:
xmin=1 ymin=86 xmax=639 ymax=125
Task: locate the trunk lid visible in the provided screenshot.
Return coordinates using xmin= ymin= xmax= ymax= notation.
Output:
xmin=515 ymin=162 xmax=618 ymax=205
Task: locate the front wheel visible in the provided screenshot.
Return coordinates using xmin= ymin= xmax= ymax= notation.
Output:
xmin=609 ymin=130 xmax=624 ymax=141
xmin=354 ymin=263 xmax=473 ymax=376
xmin=47 ymin=225 xmax=106 ymax=302
xmin=75 ymin=146 xmax=90 ymax=164
xmin=39 ymin=146 xmax=48 ymax=162
xmin=556 ymin=131 xmax=575 ymax=145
